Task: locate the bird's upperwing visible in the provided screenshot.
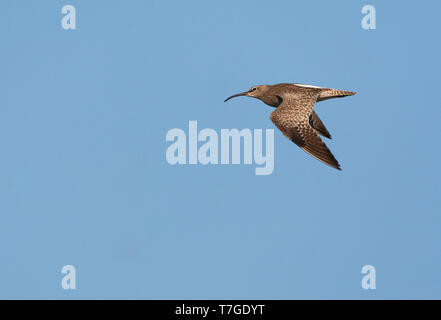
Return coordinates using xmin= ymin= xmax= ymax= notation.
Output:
xmin=270 ymin=90 xmax=341 ymax=170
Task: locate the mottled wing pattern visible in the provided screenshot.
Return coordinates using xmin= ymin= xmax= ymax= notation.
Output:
xmin=270 ymin=89 xmax=341 ymax=170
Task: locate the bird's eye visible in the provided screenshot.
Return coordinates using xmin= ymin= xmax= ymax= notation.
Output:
xmin=251 ymin=87 xmax=257 ymax=91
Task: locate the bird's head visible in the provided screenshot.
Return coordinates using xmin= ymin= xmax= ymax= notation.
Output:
xmin=224 ymin=85 xmax=268 ymax=102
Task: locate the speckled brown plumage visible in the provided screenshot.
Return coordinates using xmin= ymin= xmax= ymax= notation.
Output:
xmin=224 ymin=83 xmax=356 ymax=170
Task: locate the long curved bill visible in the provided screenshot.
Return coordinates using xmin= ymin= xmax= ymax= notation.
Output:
xmin=224 ymin=91 xmax=248 ymax=102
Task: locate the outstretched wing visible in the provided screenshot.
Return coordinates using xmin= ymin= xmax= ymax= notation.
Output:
xmin=270 ymin=90 xmax=341 ymax=170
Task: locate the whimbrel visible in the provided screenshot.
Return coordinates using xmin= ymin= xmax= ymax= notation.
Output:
xmin=224 ymin=83 xmax=356 ymax=170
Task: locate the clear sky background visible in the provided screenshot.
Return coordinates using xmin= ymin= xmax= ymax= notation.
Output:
xmin=1 ymin=0 xmax=441 ymax=299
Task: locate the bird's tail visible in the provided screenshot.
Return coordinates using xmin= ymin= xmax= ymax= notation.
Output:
xmin=318 ymin=89 xmax=356 ymax=102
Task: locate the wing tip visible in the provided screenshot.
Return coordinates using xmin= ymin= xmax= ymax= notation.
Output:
xmin=329 ymin=161 xmax=342 ymax=171
xmin=333 ymin=159 xmax=342 ymax=170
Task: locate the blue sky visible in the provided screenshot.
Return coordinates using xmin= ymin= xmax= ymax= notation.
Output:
xmin=1 ymin=0 xmax=441 ymax=299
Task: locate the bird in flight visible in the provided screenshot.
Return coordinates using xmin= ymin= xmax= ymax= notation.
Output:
xmin=224 ymin=83 xmax=356 ymax=170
